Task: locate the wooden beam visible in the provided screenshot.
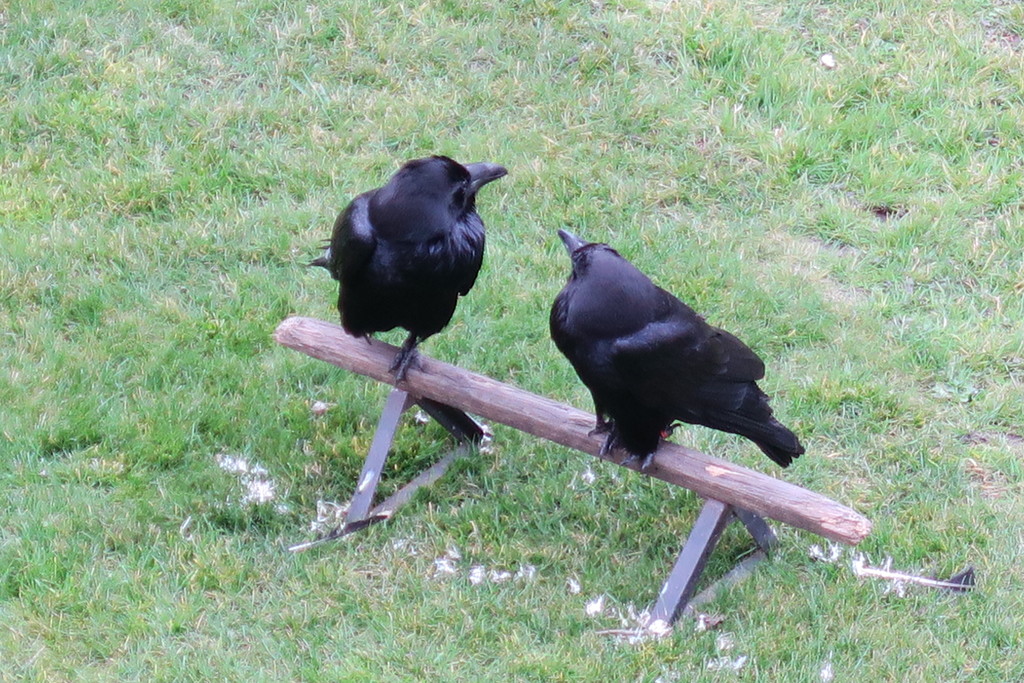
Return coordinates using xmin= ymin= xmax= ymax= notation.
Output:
xmin=274 ymin=316 xmax=872 ymax=545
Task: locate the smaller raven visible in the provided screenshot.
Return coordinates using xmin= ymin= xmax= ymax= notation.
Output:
xmin=550 ymin=230 xmax=804 ymax=471
xmin=312 ymin=156 xmax=506 ymax=380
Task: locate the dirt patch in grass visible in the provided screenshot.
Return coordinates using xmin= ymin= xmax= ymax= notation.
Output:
xmin=769 ymin=231 xmax=871 ymax=310
xmin=965 ymin=458 xmax=1011 ymax=500
xmin=866 ymin=204 xmax=908 ymax=221
xmin=959 ymin=430 xmax=1024 ymax=450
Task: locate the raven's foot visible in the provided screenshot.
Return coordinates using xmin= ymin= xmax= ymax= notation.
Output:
xmin=589 ymin=416 xmax=612 ymax=438
xmin=660 ymin=421 xmax=682 ymax=439
xmin=389 ymin=348 xmax=418 ymax=382
xmin=389 ymin=334 xmax=421 ymax=383
xmin=622 ymin=452 xmax=656 ymax=471
xmin=598 ymin=429 xmax=619 ymax=457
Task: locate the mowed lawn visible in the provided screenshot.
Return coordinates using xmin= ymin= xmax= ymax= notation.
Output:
xmin=2 ymin=0 xmax=1023 ymax=680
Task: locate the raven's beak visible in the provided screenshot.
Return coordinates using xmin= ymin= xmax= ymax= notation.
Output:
xmin=464 ymin=162 xmax=508 ymax=193
xmin=557 ymin=229 xmax=588 ymax=255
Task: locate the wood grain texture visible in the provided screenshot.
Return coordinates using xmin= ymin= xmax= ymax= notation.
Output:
xmin=274 ymin=316 xmax=872 ymax=544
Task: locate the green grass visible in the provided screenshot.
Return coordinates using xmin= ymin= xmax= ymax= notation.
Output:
xmin=3 ymin=0 xmax=1024 ymax=679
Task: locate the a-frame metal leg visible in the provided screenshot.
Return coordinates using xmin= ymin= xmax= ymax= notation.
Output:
xmin=415 ymin=396 xmax=484 ymax=443
xmin=648 ymin=499 xmax=734 ymax=626
xmin=647 ymin=499 xmax=777 ymax=626
xmin=733 ymin=506 xmax=777 ymax=552
xmin=344 ymin=388 xmax=415 ymax=524
xmin=289 ymin=387 xmax=484 ymax=552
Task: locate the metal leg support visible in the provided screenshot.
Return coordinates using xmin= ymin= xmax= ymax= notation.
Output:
xmin=344 ymin=388 xmax=415 ymax=524
xmin=289 ymin=387 xmax=483 ymax=552
xmin=415 ymin=396 xmax=484 ymax=444
xmin=733 ymin=506 xmax=778 ymax=552
xmin=647 ymin=500 xmax=778 ymax=626
xmin=648 ymin=499 xmax=734 ymax=626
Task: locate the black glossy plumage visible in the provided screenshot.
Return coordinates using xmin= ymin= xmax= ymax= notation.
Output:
xmin=550 ymin=230 xmax=804 ymax=470
xmin=312 ymin=156 xmax=506 ymax=380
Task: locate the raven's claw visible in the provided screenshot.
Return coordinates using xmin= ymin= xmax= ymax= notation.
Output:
xmin=389 ymin=334 xmax=421 ymax=382
xmin=621 ymin=452 xmax=655 ymax=471
xmin=589 ymin=416 xmax=612 ymax=436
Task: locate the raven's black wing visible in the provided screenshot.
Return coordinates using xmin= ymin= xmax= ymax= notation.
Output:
xmin=608 ymin=291 xmax=766 ymax=411
xmin=334 ymin=192 xmax=376 ymax=285
xmin=456 ymin=230 xmax=484 ymax=296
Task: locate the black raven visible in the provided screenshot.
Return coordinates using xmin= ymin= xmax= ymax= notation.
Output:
xmin=312 ymin=156 xmax=507 ymax=380
xmin=550 ymin=230 xmax=804 ymax=471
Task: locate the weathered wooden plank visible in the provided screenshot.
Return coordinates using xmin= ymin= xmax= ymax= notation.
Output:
xmin=274 ymin=316 xmax=872 ymax=545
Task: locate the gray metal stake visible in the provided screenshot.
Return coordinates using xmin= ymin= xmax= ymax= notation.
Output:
xmin=289 ymin=387 xmax=484 ymax=552
xmin=344 ymin=388 xmax=415 ymax=525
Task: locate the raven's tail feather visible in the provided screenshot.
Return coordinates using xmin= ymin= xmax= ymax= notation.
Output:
xmin=701 ymin=412 xmax=804 ymax=468
xmin=754 ymin=434 xmax=804 ymax=468
xmin=309 ymin=243 xmax=332 ymax=270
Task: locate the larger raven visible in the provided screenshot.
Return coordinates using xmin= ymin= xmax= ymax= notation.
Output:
xmin=312 ymin=155 xmax=507 ymax=380
xmin=550 ymin=230 xmax=804 ymax=471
